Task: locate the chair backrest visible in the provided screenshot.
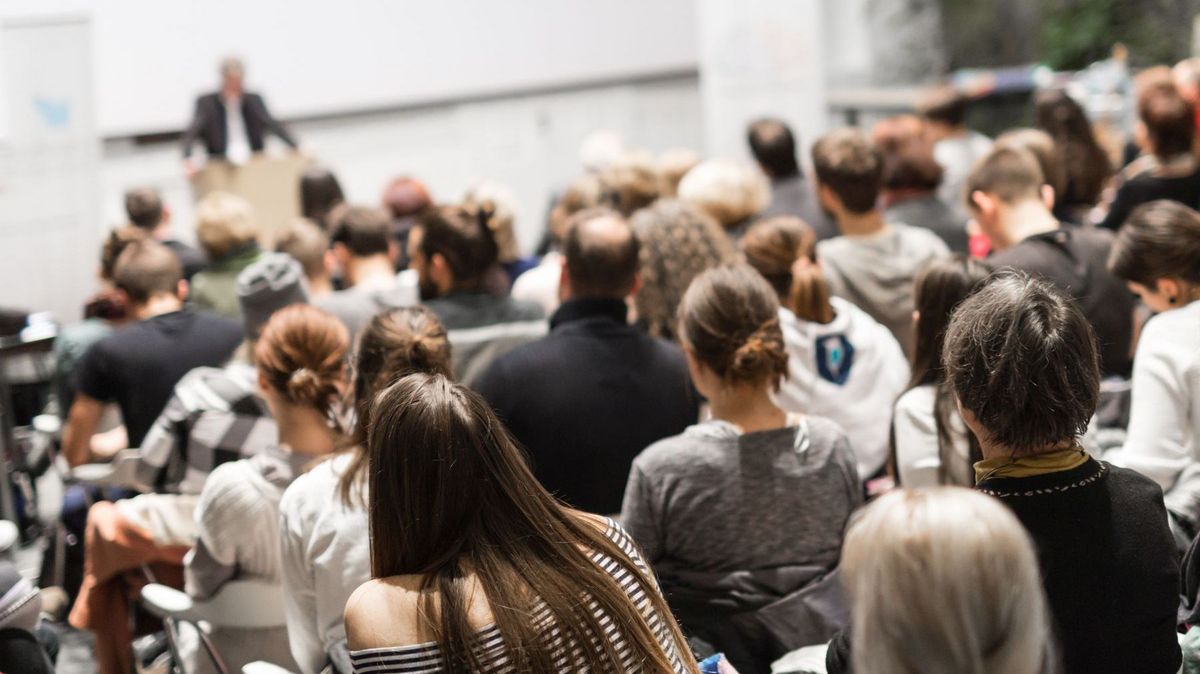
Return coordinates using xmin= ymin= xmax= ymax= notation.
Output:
xmin=191 ymin=581 xmax=288 ymax=629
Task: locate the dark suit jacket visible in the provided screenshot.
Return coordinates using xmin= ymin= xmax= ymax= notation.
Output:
xmin=475 ymin=297 xmax=699 ymax=515
xmin=181 ymin=92 xmax=297 ymax=158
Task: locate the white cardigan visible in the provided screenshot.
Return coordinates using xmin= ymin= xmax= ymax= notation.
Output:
xmin=1107 ymin=301 xmax=1200 ymax=495
xmin=278 ymin=452 xmax=371 ymax=674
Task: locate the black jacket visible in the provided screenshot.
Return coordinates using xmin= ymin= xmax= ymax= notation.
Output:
xmin=475 ymin=298 xmax=699 ymax=514
xmin=181 ymin=92 xmax=298 ymax=158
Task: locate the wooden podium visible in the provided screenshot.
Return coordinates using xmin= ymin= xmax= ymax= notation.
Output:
xmin=190 ymin=153 xmax=312 ymax=241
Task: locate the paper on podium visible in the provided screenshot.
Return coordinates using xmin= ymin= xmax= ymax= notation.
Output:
xmin=190 ymin=153 xmax=312 ymax=240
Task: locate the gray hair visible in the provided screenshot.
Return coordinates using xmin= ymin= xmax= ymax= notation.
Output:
xmin=842 ymin=487 xmax=1055 ymax=674
xmin=219 ymin=56 xmax=245 ymax=79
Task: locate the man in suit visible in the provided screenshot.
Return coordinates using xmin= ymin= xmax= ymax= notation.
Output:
xmin=181 ymin=57 xmax=298 ymax=173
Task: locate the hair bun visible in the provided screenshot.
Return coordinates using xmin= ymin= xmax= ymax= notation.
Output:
xmin=287 ymin=367 xmax=323 ymax=404
xmin=728 ymin=319 xmax=788 ymax=383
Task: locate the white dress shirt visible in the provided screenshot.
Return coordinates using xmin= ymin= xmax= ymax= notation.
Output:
xmin=223 ymin=95 xmax=252 ymax=165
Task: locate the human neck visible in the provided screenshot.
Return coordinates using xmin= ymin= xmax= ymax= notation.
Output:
xmin=345 ymin=256 xmax=396 ymax=288
xmin=992 ymin=201 xmax=1059 ymax=250
xmin=707 ymin=383 xmax=788 ymax=434
xmin=979 ymin=437 xmax=1076 ymax=461
xmin=151 ymin=223 xmax=172 ymax=241
xmin=306 ymin=275 xmax=334 ymax=297
xmin=276 ymin=405 xmax=337 ymax=457
xmin=836 ymin=209 xmax=887 ymax=237
xmin=133 ymin=294 xmax=183 ymax=321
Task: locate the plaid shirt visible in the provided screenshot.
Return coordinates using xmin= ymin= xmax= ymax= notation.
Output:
xmin=134 ymin=361 xmax=276 ymax=494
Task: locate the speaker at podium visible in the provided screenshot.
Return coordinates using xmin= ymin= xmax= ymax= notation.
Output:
xmin=190 ymin=153 xmax=312 ymax=239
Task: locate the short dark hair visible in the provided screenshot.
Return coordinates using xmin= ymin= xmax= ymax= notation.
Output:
xmin=942 ymin=273 xmax=1099 ymax=454
xmin=1109 ymin=199 xmax=1200 ymax=286
xmin=882 ymin=144 xmax=944 ymax=192
xmin=113 ymin=239 xmax=183 ymax=304
xmin=273 ymin=218 xmax=330 ymax=279
xmin=917 ymin=85 xmax=969 ymax=127
xmin=299 ymin=167 xmax=345 ymax=229
xmin=329 ymin=206 xmax=390 ymax=257
xmin=417 ymin=205 xmax=499 ymax=289
xmin=124 ymin=187 xmax=164 ymax=229
xmin=964 ymin=146 xmax=1044 ymax=209
xmin=811 ymin=129 xmax=883 ymax=214
xmin=563 ymin=208 xmax=639 ymax=298
xmin=100 ymin=226 xmax=148 ymax=281
xmin=747 ymin=118 xmax=800 ymax=178
xmin=1138 ymin=86 xmax=1196 ymax=159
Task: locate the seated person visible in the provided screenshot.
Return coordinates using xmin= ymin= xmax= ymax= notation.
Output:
xmin=67 ymin=253 xmax=304 ymax=674
xmin=380 ymin=176 xmax=432 ymax=271
xmin=408 ymin=204 xmax=545 ymax=386
xmin=967 ymin=145 xmax=1135 ymax=378
xmin=314 ymin=205 xmax=416 ymax=338
xmin=279 ymin=306 xmax=452 ymax=674
xmin=742 ymin=216 xmax=910 ymax=480
xmin=622 ymin=265 xmax=861 ymax=673
xmin=343 ymin=373 xmax=695 ymax=673
xmin=124 ymin=187 xmax=207 ymax=279
xmin=273 ymin=218 xmax=334 ymax=298
xmin=748 ymin=117 xmax=836 ymax=240
xmin=189 ymin=192 xmax=263 ymax=318
xmin=186 ymin=304 xmax=348 ymax=674
xmin=476 ymin=209 xmax=698 ymax=516
xmin=1100 ymin=85 xmax=1200 ymax=230
xmin=812 ymin=128 xmax=950 ymax=357
xmin=945 ymin=273 xmax=1180 ymax=673
xmin=881 ymin=143 xmax=969 ymax=253
xmin=916 ymin=85 xmax=993 ymax=221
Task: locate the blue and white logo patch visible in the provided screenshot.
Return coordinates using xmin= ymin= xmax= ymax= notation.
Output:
xmin=815 ymin=334 xmax=855 ymax=386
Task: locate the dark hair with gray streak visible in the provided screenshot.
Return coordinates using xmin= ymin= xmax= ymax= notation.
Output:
xmin=941 ymin=272 xmax=1099 ymax=455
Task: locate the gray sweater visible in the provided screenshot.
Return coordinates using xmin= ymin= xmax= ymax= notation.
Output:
xmin=621 ymin=416 xmax=860 ymax=578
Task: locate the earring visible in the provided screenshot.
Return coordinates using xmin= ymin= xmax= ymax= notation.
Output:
xmin=1169 ymin=296 xmax=1178 ymax=305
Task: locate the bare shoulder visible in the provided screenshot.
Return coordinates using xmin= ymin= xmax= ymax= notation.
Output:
xmin=344 ymin=576 xmax=427 ymax=651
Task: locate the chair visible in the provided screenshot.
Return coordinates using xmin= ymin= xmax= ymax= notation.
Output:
xmin=140 ymin=580 xmax=289 ymax=674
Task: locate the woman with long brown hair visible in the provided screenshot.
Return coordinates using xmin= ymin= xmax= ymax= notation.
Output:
xmin=741 ymin=216 xmax=909 ymax=481
xmin=280 ymin=306 xmax=452 ymax=674
xmin=344 ymin=373 xmax=697 ymax=673
xmin=621 ymin=265 xmax=861 ymax=673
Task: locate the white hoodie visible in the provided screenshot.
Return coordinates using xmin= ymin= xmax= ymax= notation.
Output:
xmin=772 ymin=299 xmax=910 ymax=478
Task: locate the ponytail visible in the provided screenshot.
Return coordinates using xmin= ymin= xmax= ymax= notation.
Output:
xmin=741 ymin=216 xmax=835 ymax=325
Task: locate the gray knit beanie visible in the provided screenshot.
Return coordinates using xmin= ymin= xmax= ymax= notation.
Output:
xmin=236 ymin=252 xmax=308 ymax=339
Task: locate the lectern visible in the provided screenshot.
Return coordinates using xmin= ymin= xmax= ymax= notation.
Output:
xmin=190 ymin=153 xmax=312 ymax=240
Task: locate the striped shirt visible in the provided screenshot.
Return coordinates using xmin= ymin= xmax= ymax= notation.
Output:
xmin=134 ymin=362 xmax=276 ymax=494
xmin=348 ymin=519 xmax=690 ymax=673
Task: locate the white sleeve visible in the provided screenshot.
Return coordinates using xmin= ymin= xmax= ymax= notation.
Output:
xmin=893 ymin=390 xmax=941 ymax=489
xmin=279 ymin=484 xmax=323 ymax=674
xmin=185 ymin=463 xmax=245 ymax=598
xmin=1108 ymin=326 xmax=1195 ymax=491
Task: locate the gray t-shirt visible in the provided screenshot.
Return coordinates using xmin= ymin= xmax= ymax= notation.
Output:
xmin=314 ymin=279 xmax=417 ymax=340
xmin=621 ymin=416 xmax=861 ymax=576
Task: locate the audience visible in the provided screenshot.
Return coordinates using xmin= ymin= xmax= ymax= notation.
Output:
xmin=61 ymin=240 xmax=243 ymax=467
xmin=280 ymin=306 xmax=451 ymax=674
xmin=839 ymin=488 xmax=1054 ymax=674
xmin=677 ymin=159 xmax=770 ymax=242
xmin=891 ymin=255 xmax=991 ymax=488
xmin=1033 ymin=89 xmax=1112 ymax=224
xmin=463 ymin=180 xmax=538 ymax=287
xmin=916 ymin=85 xmax=993 ymax=220
xmin=966 ymin=145 xmax=1135 ymax=377
xmin=187 ymin=304 xmax=348 ymax=673
xmin=1101 ymin=84 xmax=1200 ymax=230
xmin=408 ymin=204 xmax=545 ymax=385
xmin=657 ymin=147 xmax=701 ymax=198
xmin=880 ymin=142 xmax=969 ymax=253
xmin=68 ymin=253 xmax=301 ymax=674
xmin=272 ymin=217 xmax=334 ymax=297
xmin=124 ymin=187 xmax=208 ymax=279
xmin=622 ymin=265 xmax=861 ymax=673
xmin=1105 ymin=200 xmax=1200 ymax=548
xmin=344 ymin=373 xmax=697 ymax=673
xmin=513 ymin=174 xmax=602 ymax=316
xmin=299 ymin=167 xmax=346 ymax=232
xmin=189 ymin=192 xmax=264 ymax=318
xmin=944 ymin=273 xmax=1180 ymax=674
xmin=630 ymin=199 xmax=738 ymax=340
xmin=476 ymin=209 xmax=698 ymax=515
xmin=598 ymin=150 xmax=661 ymax=217
xmin=381 ymin=175 xmax=432 ymax=271
xmin=741 ymin=216 xmax=909 ymax=479
xmin=314 ymin=206 xmax=416 ymax=338
xmin=749 ymin=118 xmax=837 ymax=240
xmin=994 ymin=127 xmax=1062 ymax=201
xmin=812 ymin=128 xmax=950 ymax=356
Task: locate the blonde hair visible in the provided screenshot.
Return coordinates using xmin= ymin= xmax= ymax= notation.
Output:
xmin=196 ymin=192 xmax=259 ymax=259
xmin=657 ymin=148 xmax=701 ymax=198
xmin=843 ymin=488 xmax=1054 ymax=674
xmin=462 ymin=180 xmax=520 ymax=263
xmin=677 ymin=159 xmax=770 ymax=229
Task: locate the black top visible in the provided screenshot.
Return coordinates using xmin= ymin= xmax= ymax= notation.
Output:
xmin=885 ymin=194 xmax=969 ymax=253
xmin=180 ymin=92 xmax=298 ymax=158
xmin=978 ymin=458 xmax=1181 ymax=674
xmin=761 ymin=174 xmax=838 ymax=241
xmin=989 ymin=227 xmax=1133 ymax=377
xmin=76 ymin=309 xmax=243 ymax=446
xmin=162 ymin=239 xmax=208 ymax=280
xmin=1099 ymin=168 xmax=1200 ymax=230
xmin=475 ymin=298 xmax=699 ymax=514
